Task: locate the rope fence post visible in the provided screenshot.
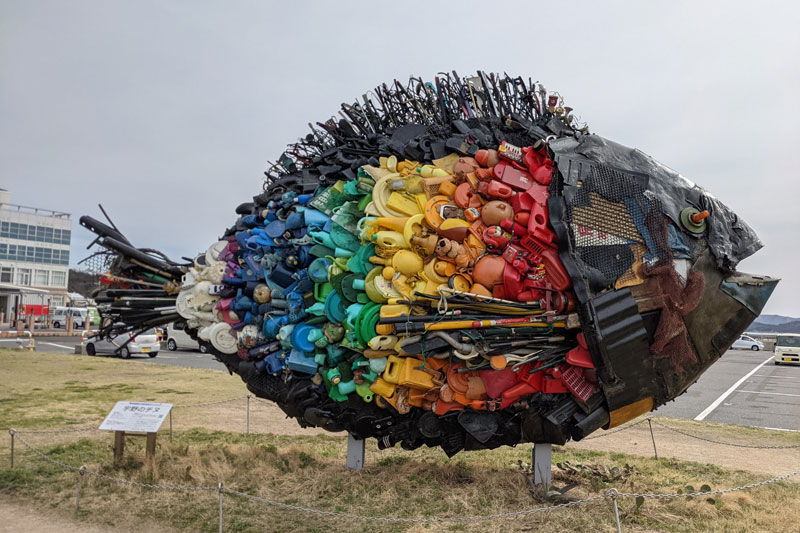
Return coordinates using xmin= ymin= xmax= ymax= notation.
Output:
xmin=647 ymin=418 xmax=658 ymax=459
xmin=9 ymin=429 xmax=16 ymax=468
xmin=218 ymin=482 xmax=224 ymax=533
xmin=607 ymin=488 xmax=622 ymax=533
xmin=75 ymin=465 xmax=87 ymax=514
xmin=246 ymin=395 xmax=251 ymax=435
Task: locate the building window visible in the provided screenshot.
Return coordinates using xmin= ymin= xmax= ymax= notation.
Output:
xmin=0 ymin=266 xmax=12 ymax=283
xmin=51 ymin=271 xmax=66 ymax=287
xmin=34 ymin=269 xmax=49 ymax=286
xmin=16 ymin=268 xmax=31 ymax=286
xmin=0 ymin=243 xmax=6 ymax=260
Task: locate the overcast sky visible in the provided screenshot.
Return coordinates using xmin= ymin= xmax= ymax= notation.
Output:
xmin=2 ymin=1 xmax=799 ymax=317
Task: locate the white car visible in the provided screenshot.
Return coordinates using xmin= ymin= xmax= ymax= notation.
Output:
xmin=731 ymin=335 xmax=764 ymax=351
xmin=85 ymin=328 xmax=160 ymax=358
xmin=166 ymin=321 xmax=207 ymax=353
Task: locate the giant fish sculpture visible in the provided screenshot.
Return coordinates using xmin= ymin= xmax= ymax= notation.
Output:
xmin=80 ymin=72 xmax=777 ymax=456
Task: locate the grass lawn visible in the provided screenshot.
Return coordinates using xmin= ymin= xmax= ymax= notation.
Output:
xmin=1 ymin=349 xmax=798 ymax=532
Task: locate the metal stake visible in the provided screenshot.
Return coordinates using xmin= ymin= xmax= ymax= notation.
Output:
xmin=608 ymin=488 xmax=622 ymax=533
xmin=218 ymin=482 xmax=224 ymax=533
xmin=532 ymin=443 xmax=552 ymax=488
xmin=246 ymin=395 xmax=251 ymax=435
xmin=647 ymin=418 xmax=658 ymax=459
xmin=9 ymin=429 xmax=15 ymax=468
xmin=169 ymin=410 xmax=173 ymax=441
xmin=75 ymin=466 xmax=87 ymax=513
xmin=346 ymin=433 xmax=365 ymax=470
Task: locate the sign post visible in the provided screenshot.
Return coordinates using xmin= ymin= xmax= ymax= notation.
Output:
xmin=99 ymin=402 xmax=172 ymax=464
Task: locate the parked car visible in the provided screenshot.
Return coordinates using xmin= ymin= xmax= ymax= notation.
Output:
xmin=85 ymin=328 xmax=160 ymax=358
xmin=774 ymin=334 xmax=800 ymax=365
xmin=51 ymin=307 xmax=88 ymax=329
xmin=731 ymin=335 xmax=764 ymax=351
xmin=166 ymin=321 xmax=207 ymax=353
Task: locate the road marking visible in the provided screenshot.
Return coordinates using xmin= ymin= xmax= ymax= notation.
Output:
xmin=735 ymin=390 xmax=800 ymax=398
xmin=752 ymin=374 xmax=799 ymax=380
xmin=40 ymin=342 xmax=74 ymax=350
xmin=757 ymin=426 xmax=800 ymax=433
xmin=694 ymin=354 xmax=773 ymax=421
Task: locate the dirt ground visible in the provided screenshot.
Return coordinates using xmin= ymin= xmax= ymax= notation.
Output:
xmin=2 ymin=401 xmax=797 ymax=532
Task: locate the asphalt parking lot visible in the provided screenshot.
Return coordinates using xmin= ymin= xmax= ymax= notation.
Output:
xmin=655 ymin=349 xmax=800 ymax=431
xmin=3 ymin=337 xmax=798 ymax=430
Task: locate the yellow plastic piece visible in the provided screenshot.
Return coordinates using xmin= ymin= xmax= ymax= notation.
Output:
xmin=370 ymin=377 xmax=397 ymax=399
xmin=391 ymin=250 xmax=423 ymax=277
xmin=376 ymin=217 xmax=409 ymax=233
xmin=438 ymin=180 xmax=457 ymax=197
xmin=417 ymin=165 xmax=449 ymax=178
xmin=380 ymin=304 xmax=411 ymax=318
xmin=432 ymin=153 xmax=460 ymax=174
xmin=607 ymin=397 xmax=654 ymax=428
xmin=424 ymin=260 xmax=449 ymax=284
xmin=403 ymin=214 xmax=425 ymax=247
xmin=383 ymin=356 xmax=435 ymax=389
xmin=415 ymin=193 xmax=429 ymax=214
xmin=374 ymin=230 xmax=407 ymax=249
xmin=439 ymin=218 xmax=470 ymax=232
xmin=387 ymin=191 xmax=423 ymax=216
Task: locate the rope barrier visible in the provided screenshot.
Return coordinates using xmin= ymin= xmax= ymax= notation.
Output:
xmin=7 ymin=431 xmax=799 ymax=525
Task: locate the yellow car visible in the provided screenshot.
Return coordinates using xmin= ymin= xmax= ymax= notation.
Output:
xmin=774 ymin=334 xmax=800 ymax=365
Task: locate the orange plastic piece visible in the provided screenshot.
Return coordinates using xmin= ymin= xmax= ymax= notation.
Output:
xmin=369 ymin=377 xmax=396 ymax=399
xmin=433 ymin=399 xmax=464 ymax=415
xmin=424 ymin=196 xmax=450 ymax=229
xmin=383 ymin=355 xmax=436 ymax=389
xmin=438 ymin=180 xmax=457 ymax=197
xmin=691 ymin=210 xmax=710 ymax=224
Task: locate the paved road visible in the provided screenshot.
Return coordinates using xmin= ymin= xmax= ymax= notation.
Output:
xmin=655 ymin=349 xmax=800 ymax=431
xmin=0 ymin=335 xmax=228 ymax=371
xmin=5 ymin=338 xmax=798 ymax=430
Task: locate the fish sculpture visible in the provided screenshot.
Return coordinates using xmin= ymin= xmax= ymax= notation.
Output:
xmin=79 ymin=72 xmax=777 ymax=456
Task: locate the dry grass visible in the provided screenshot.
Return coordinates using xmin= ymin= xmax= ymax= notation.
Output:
xmin=1 ymin=348 xmax=799 ymax=532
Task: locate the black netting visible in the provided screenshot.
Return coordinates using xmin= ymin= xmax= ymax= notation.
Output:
xmin=563 ymin=164 xmax=672 ymax=289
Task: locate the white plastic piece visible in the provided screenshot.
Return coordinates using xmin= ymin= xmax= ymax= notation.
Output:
xmin=209 ymin=322 xmax=237 ymax=354
xmin=206 ymin=240 xmax=229 ymax=265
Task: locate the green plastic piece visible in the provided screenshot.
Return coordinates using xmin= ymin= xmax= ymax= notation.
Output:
xmin=355 ymin=382 xmax=374 ymax=402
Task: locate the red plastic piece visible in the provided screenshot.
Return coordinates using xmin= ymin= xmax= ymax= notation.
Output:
xmin=479 ymin=367 xmax=518 ymax=398
xmin=479 ymin=179 xmax=513 ymax=199
xmin=518 ymin=236 xmax=571 ymax=291
xmin=433 ymin=400 xmax=464 ymax=415
xmin=561 ymin=365 xmax=596 ymax=401
xmin=454 ymin=183 xmax=482 ymax=209
xmin=542 ymin=375 xmax=569 ymax=394
xmin=566 ymin=333 xmax=594 ymax=368
xmin=493 ymin=162 xmax=533 ymax=192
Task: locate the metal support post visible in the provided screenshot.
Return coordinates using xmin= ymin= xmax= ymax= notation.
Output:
xmin=532 ymin=443 xmax=552 ymax=487
xmin=647 ymin=418 xmax=658 ymax=459
xmin=169 ymin=410 xmax=173 ymax=441
xmin=246 ymin=395 xmax=251 ymax=435
xmin=75 ymin=466 xmax=87 ymax=513
xmin=9 ymin=429 xmax=15 ymax=468
xmin=608 ymin=488 xmax=622 ymax=533
xmin=346 ymin=433 xmax=365 ymax=470
xmin=218 ymin=482 xmax=224 ymax=533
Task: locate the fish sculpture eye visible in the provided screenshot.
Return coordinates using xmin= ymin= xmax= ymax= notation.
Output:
xmin=80 ymin=72 xmax=776 ymax=456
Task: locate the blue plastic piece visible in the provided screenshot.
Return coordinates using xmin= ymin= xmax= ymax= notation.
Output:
xmin=324 ymin=290 xmax=346 ymax=324
xmin=291 ymin=323 xmax=316 ymax=353
xmin=287 ymin=349 xmax=318 ymax=374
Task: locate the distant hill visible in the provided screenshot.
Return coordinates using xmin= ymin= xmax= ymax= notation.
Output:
xmin=754 ymin=314 xmax=798 ymax=326
xmin=68 ymin=269 xmax=101 ymax=297
xmin=748 ymin=317 xmax=800 ymax=334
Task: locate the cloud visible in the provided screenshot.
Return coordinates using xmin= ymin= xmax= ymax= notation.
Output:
xmin=2 ymin=1 xmax=799 ymax=315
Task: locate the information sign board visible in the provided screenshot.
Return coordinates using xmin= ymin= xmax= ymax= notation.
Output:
xmin=99 ymin=401 xmax=172 ymax=433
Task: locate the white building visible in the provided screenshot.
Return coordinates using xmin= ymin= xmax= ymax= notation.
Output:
xmin=0 ymin=189 xmax=71 ymax=323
